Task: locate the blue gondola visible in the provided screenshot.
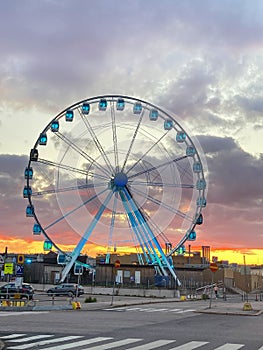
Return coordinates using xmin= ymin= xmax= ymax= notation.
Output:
xmin=23 ymin=186 xmax=32 ymax=198
xmin=196 ymin=213 xmax=203 ymax=225
xmin=193 ymin=161 xmax=202 ymax=173
xmin=24 ymin=167 xmax=33 ymax=179
xmin=196 ymin=197 xmax=207 ymax=207
xmin=82 ymin=103 xmax=90 ymax=114
xmin=186 ymin=145 xmax=196 ymax=156
xmin=188 ymin=231 xmax=196 ymax=241
xmin=99 ymin=99 xmax=107 ymax=111
xmin=30 ymin=148 xmax=38 ymax=161
xmin=39 ymin=133 xmax=47 ymax=146
xmin=196 ymin=179 xmax=206 ymax=190
xmin=116 ymin=98 xmax=125 ymax=111
xmin=164 ymin=119 xmax=173 ymax=130
xmin=149 ymin=109 xmax=158 ymax=121
xmin=65 ymin=110 xmax=74 ymax=122
xmin=133 ymin=102 xmax=142 ymax=114
xmin=26 ymin=205 xmax=34 ymax=217
xmin=33 ymin=223 xmax=41 ymax=235
xmin=51 ymin=120 xmax=59 ymax=132
xmin=57 ymin=254 xmax=66 ymax=264
xmin=176 ymin=131 xmax=187 ymax=143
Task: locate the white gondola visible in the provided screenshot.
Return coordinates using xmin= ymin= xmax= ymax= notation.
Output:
xmin=30 ymin=148 xmax=38 ymax=161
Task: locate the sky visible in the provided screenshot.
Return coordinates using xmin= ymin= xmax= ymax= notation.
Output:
xmin=0 ymin=0 xmax=262 ymax=265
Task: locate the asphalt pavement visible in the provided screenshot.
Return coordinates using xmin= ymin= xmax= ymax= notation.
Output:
xmin=0 ymin=295 xmax=263 ymax=350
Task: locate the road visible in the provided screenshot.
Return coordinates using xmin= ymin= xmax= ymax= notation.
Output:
xmin=1 ymin=299 xmax=263 ymax=349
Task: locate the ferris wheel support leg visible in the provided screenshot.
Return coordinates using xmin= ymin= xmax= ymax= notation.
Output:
xmin=123 ymin=187 xmax=181 ymax=285
xmin=60 ymin=190 xmax=113 ymax=283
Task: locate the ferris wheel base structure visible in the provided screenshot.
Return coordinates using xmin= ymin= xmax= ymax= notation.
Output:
xmin=23 ymin=95 xmax=207 ymax=289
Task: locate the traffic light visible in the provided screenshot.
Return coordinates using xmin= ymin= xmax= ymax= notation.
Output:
xmin=17 ymin=254 xmax=25 ymax=264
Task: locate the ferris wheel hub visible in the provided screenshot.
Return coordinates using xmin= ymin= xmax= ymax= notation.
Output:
xmin=113 ymin=172 xmax=128 ymax=187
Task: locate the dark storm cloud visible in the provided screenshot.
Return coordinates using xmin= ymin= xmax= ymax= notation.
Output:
xmin=198 ymin=135 xmax=263 ymax=207
xmin=1 ymin=0 xmax=262 ymax=112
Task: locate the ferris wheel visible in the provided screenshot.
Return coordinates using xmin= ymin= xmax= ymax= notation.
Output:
xmin=23 ymin=95 xmax=207 ymax=284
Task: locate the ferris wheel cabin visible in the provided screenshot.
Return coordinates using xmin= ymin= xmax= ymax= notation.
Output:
xmin=82 ymin=103 xmax=90 ymax=114
xmin=99 ymin=99 xmax=107 ymax=111
xmin=149 ymin=109 xmax=158 ymax=121
xmin=164 ymin=119 xmax=173 ymax=130
xmin=39 ymin=133 xmax=47 ymax=146
xmin=30 ymin=148 xmax=38 ymax=161
xmin=116 ymin=98 xmax=125 ymax=110
xmin=51 ymin=120 xmax=59 ymax=132
xmin=33 ymin=223 xmax=41 ymax=235
xmin=65 ymin=110 xmax=74 ymax=122
xmin=24 ymin=167 xmax=33 ymax=179
xmin=133 ymin=102 xmax=142 ymax=114
xmin=26 ymin=205 xmax=34 ymax=217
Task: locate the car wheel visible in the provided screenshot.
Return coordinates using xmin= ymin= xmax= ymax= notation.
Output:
xmin=68 ymin=292 xmax=73 ymax=297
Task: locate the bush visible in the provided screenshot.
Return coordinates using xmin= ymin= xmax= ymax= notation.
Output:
xmin=84 ymin=296 xmax=97 ymax=303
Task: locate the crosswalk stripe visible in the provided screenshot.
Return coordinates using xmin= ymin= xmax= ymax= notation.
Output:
xmin=119 ymin=339 xmax=176 ymax=350
xmin=82 ymin=338 xmax=142 ymax=350
xmin=169 ymin=341 xmax=209 ymax=349
xmin=7 ymin=336 xmax=83 ymax=350
xmin=1 ymin=334 xmax=27 ymax=340
xmin=176 ymin=309 xmax=196 ymax=314
xmin=214 ymin=344 xmax=245 ymax=349
xmin=9 ymin=335 xmax=54 ymax=343
xmin=30 ymin=337 xmax=113 ymax=350
xmin=0 ymin=311 xmax=48 ymax=317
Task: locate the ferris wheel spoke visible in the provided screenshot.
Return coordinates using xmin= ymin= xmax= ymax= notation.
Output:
xmin=131 ymin=186 xmax=192 ymax=221
xmin=130 ymin=180 xmax=194 ymax=189
xmin=78 ymin=108 xmax=115 ymax=174
xmin=55 ymin=132 xmax=111 ymax=177
xmin=44 ymin=188 xmax=108 ymax=231
xmin=121 ymin=109 xmax=145 ymax=172
xmin=106 ymin=193 xmax=118 ymax=263
xmin=110 ymin=100 xmax=120 ymax=172
xmin=60 ymin=190 xmax=114 ymax=282
xmin=31 ymin=182 xmax=106 ymax=197
xmin=126 ymin=131 xmax=168 ymax=175
xmin=37 ymin=158 xmax=109 ymax=181
xmin=129 ymin=155 xmax=188 ymax=180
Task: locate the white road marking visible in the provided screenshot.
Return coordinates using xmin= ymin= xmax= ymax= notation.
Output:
xmin=1 ymin=334 xmax=26 ymax=339
xmin=119 ymin=340 xmax=176 ymax=350
xmin=7 ymin=336 xmax=83 ymax=350
xmin=29 ymin=337 xmax=113 ymax=350
xmin=169 ymin=341 xmax=208 ymax=349
xmin=82 ymin=338 xmax=142 ymax=350
xmin=9 ymin=335 xmax=54 ymax=343
xmin=214 ymin=344 xmax=245 ymax=350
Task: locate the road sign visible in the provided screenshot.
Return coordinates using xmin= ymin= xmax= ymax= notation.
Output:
xmin=209 ymin=262 xmax=219 ymax=273
xmin=0 ymin=255 xmax=4 ymax=264
xmin=114 ymin=260 xmax=121 ymax=268
xmin=4 ymin=262 xmax=14 ymax=275
xmin=17 ymin=254 xmax=25 ymax=264
xmin=16 ymin=264 xmax=24 ymax=276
